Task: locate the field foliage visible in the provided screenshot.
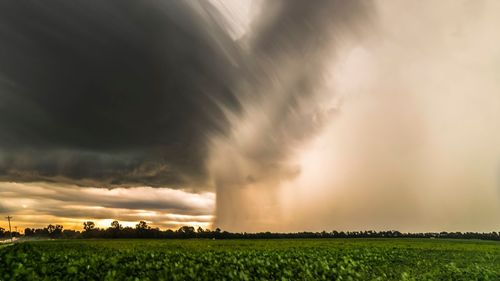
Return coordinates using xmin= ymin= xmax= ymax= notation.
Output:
xmin=1 ymin=239 xmax=499 ymax=280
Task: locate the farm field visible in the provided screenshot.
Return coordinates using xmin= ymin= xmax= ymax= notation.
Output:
xmin=1 ymin=239 xmax=499 ymax=280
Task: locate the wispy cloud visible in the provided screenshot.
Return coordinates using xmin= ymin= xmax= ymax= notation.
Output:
xmin=0 ymin=182 xmax=214 ymax=230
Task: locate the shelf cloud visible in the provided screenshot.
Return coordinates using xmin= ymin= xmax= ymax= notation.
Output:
xmin=0 ymin=0 xmax=240 ymax=188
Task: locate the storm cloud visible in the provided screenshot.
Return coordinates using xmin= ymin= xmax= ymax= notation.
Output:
xmin=0 ymin=0 xmax=374 ymax=191
xmin=2 ymin=1 xmax=498 ymax=233
xmin=0 ymin=0 xmax=241 ymax=188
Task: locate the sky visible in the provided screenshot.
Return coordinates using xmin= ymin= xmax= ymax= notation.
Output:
xmin=1 ymin=0 xmax=500 ymax=233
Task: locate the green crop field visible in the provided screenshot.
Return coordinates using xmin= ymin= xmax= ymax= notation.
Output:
xmin=1 ymin=239 xmax=499 ymax=280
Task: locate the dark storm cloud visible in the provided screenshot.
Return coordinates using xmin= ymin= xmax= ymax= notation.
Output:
xmin=0 ymin=0 xmax=240 ymax=187
xmin=0 ymin=0 xmax=373 ymax=190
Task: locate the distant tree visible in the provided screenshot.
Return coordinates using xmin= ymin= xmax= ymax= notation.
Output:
xmin=111 ymin=220 xmax=122 ymax=230
xmin=10 ymin=221 xmax=500 ymax=241
xmin=108 ymin=220 xmax=123 ymax=238
xmin=51 ymin=225 xmax=63 ymax=238
xmin=47 ymin=224 xmax=55 ymax=234
xmin=62 ymin=229 xmax=80 ymax=238
xmin=178 ymin=226 xmax=195 ymax=235
xmin=121 ymin=227 xmax=136 ymax=238
xmin=136 ymin=221 xmax=149 ymax=230
xmin=24 ymin=228 xmax=34 ymax=237
xmin=35 ymin=227 xmax=49 ymax=237
xmin=83 ymin=221 xmax=95 ymax=232
xmin=135 ymin=221 xmax=151 ymax=238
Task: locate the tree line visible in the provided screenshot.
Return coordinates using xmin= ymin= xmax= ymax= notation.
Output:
xmin=1 ymin=221 xmax=500 ymax=241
